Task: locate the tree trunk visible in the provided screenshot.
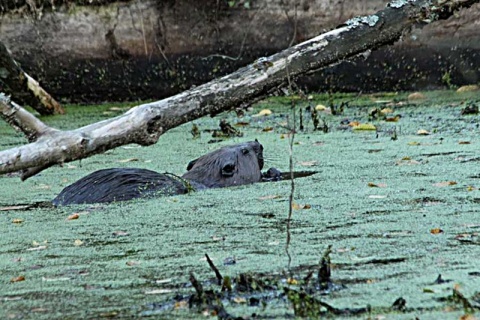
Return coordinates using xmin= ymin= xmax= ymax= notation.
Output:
xmin=0 ymin=0 xmax=478 ymax=179
xmin=0 ymin=41 xmax=64 ymax=115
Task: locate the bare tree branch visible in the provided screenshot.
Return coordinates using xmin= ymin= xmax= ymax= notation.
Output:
xmin=0 ymin=0 xmax=478 ymax=179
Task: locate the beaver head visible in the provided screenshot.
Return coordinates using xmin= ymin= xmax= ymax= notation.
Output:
xmin=181 ymin=140 xmax=264 ymax=188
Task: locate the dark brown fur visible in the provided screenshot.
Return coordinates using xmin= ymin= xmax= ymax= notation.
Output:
xmin=52 ymin=141 xmax=269 ymax=205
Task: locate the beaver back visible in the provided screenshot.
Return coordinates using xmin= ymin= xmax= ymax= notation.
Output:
xmin=52 ymin=168 xmax=189 ymax=205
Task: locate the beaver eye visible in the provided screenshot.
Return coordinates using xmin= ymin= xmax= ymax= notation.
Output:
xmin=242 ymin=148 xmax=249 ymax=155
xmin=221 ymin=163 xmax=235 ymax=177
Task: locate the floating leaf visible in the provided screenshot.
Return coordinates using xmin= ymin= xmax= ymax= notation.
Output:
xmin=145 ymin=289 xmax=172 ymax=295
xmin=233 ymin=297 xmax=247 ymax=304
xmin=126 ymin=260 xmax=140 ymax=266
xmin=385 ymin=115 xmax=401 ymax=122
xmin=417 ymin=129 xmax=430 ymax=135
xmin=112 ymin=231 xmax=129 ymax=236
xmin=433 ymin=181 xmax=457 ymax=187
xmin=352 ymin=123 xmax=376 ymax=131
xmin=108 ymin=106 xmax=127 ymax=111
xmin=67 ymin=213 xmax=80 ymax=220
xmin=10 ymin=275 xmax=25 ymax=283
xmin=74 ymin=239 xmax=83 ymax=246
xmin=12 ymin=218 xmax=24 ymax=224
xmin=292 ymin=203 xmax=311 ymax=210
xmin=299 ymin=161 xmax=318 ymax=167
xmin=315 ymin=104 xmax=327 ymax=111
xmin=458 ymin=141 xmax=471 ymax=145
xmin=287 ymin=278 xmax=298 ymax=285
xmin=262 ymin=126 xmax=274 ymax=132
xmin=155 ymin=278 xmax=173 ymax=284
xmin=430 ymin=228 xmax=444 ymax=235
xmin=467 ymin=186 xmax=477 ymax=191
xmin=348 ymin=121 xmax=360 ymax=127
xmin=42 ymin=276 xmax=71 ymax=282
xmin=118 ymin=158 xmax=140 ymax=163
xmin=258 ymin=195 xmax=282 ymax=200
xmin=456 ymin=84 xmax=479 ymax=93
xmin=174 ymin=301 xmax=188 ymax=309
xmin=380 ymin=107 xmax=394 ymax=114
xmin=27 ymin=246 xmax=47 ymax=251
xmin=1 ymin=205 xmax=30 ymax=211
xmin=254 ymin=109 xmax=272 ymax=116
xmin=235 ymin=121 xmax=250 ymax=127
xmin=408 ymin=92 xmax=426 ymax=100
xmin=423 ymin=288 xmax=435 ymax=293
xmin=368 ymin=182 xmax=386 ymax=188
xmin=408 ymin=141 xmax=421 ymax=146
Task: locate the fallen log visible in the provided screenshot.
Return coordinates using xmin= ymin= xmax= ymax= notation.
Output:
xmin=0 ymin=0 xmax=478 ymax=180
xmin=0 ymin=41 xmax=64 ymax=115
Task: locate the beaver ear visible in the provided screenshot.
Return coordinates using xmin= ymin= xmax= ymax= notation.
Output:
xmin=186 ymin=158 xmax=198 ymax=171
xmin=221 ymin=163 xmax=236 ymax=177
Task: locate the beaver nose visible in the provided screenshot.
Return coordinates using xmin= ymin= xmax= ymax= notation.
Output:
xmin=221 ymin=163 xmax=236 ymax=177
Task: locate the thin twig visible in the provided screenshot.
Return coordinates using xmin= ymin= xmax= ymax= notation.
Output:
xmin=205 ymin=253 xmax=223 ymax=285
xmin=285 ymin=57 xmax=295 ymax=270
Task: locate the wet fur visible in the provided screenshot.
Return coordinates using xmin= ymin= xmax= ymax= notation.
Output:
xmin=53 ymin=141 xmax=265 ymax=205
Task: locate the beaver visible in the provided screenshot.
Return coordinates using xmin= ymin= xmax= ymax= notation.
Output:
xmin=52 ymin=140 xmax=280 ymax=205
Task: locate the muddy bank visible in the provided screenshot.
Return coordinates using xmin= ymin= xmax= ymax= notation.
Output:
xmin=1 ymin=0 xmax=480 ymax=102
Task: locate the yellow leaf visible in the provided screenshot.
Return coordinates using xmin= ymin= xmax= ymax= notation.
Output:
xmin=352 ymin=123 xmax=376 ymax=131
xmin=348 ymin=121 xmax=360 ymax=127
xmin=408 ymin=141 xmax=421 ymax=146
xmin=12 ymin=219 xmax=24 ymax=224
xmin=174 ymin=301 xmax=188 ymax=309
xmin=67 ymin=213 xmax=79 ymax=220
xmin=315 ymin=104 xmax=326 ymax=111
xmin=254 ymin=109 xmax=272 ymax=116
xmin=433 ymin=181 xmax=457 ymax=187
xmin=380 ymin=108 xmax=394 ymax=114
xmin=10 ymin=275 xmax=25 ymax=283
xmin=233 ymin=297 xmax=247 ymax=304
xmin=287 ymin=278 xmax=298 ymax=285
xmin=292 ymin=203 xmax=311 ymax=210
xmin=408 ymin=92 xmax=426 ymax=100
xmin=385 ymin=115 xmax=401 ymax=122
xmin=456 ymin=84 xmax=479 ymax=93
xmin=430 ymin=228 xmax=444 ymax=234
xmin=74 ymin=239 xmax=83 ymax=246
xmin=417 ymin=129 xmax=430 ymax=135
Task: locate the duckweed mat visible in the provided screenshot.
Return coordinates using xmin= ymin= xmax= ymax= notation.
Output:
xmin=1 ymin=90 xmax=479 ymax=319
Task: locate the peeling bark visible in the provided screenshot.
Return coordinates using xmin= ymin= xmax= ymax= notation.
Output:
xmin=0 ymin=41 xmax=64 ymax=115
xmin=0 ymin=0 xmax=478 ymax=179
